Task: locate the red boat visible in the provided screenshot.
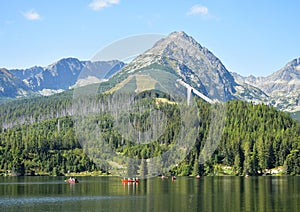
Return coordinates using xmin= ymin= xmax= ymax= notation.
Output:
xmin=65 ymin=177 xmax=79 ymax=184
xmin=196 ymin=175 xmax=201 ymax=179
xmin=121 ymin=178 xmax=139 ymax=183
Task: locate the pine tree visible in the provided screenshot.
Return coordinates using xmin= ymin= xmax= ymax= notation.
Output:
xmin=140 ymin=158 xmax=148 ymax=178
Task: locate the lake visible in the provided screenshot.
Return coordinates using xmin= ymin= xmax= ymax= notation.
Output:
xmin=0 ymin=176 xmax=299 ymax=211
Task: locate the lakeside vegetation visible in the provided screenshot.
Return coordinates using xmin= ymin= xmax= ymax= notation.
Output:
xmin=0 ymin=92 xmax=299 ymax=177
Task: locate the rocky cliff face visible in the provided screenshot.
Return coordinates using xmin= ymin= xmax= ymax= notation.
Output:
xmin=0 ymin=58 xmax=125 ymax=98
xmin=10 ymin=58 xmax=124 ymax=92
xmin=237 ymin=58 xmax=300 ymax=95
xmin=0 ymin=68 xmax=32 ymax=99
xmin=117 ymin=31 xmax=266 ymax=102
xmin=233 ymin=57 xmax=300 ymax=112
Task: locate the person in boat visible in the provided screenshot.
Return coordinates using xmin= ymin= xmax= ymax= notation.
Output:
xmin=69 ymin=177 xmax=78 ymax=183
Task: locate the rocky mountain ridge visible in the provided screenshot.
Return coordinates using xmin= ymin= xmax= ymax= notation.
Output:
xmin=116 ymin=31 xmax=268 ymax=103
xmin=0 ymin=68 xmax=33 ymax=100
xmin=232 ymin=57 xmax=300 ymax=112
xmin=0 ymin=58 xmax=124 ymax=98
xmin=0 ymin=31 xmax=299 ymax=113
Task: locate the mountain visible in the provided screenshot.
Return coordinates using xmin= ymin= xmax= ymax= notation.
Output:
xmin=1 ymin=31 xmax=298 ymax=113
xmin=10 ymin=58 xmax=84 ymax=92
xmin=108 ymin=31 xmax=268 ymax=103
xmin=233 ymin=57 xmax=300 ymax=112
xmin=0 ymin=68 xmax=32 ymax=100
xmin=1 ymin=58 xmax=125 ymax=99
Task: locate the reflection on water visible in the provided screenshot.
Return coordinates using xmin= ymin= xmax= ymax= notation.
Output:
xmin=0 ymin=176 xmax=299 ymax=211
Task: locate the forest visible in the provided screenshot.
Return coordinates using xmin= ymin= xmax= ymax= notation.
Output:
xmin=0 ymin=91 xmax=299 ymax=176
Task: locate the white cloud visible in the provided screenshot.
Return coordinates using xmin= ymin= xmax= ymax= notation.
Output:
xmin=89 ymin=0 xmax=120 ymax=11
xmin=187 ymin=5 xmax=208 ymax=16
xmin=22 ymin=10 xmax=41 ymax=21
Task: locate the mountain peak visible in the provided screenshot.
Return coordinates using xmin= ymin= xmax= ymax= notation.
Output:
xmin=169 ymin=31 xmax=190 ymax=39
xmin=284 ymin=57 xmax=300 ymax=72
xmin=269 ymin=57 xmax=300 ymax=82
xmin=118 ymin=31 xmax=238 ymax=101
xmin=47 ymin=57 xmax=81 ymax=70
xmin=149 ymin=31 xmax=202 ymax=56
xmin=168 ymin=31 xmax=198 ymax=43
xmin=0 ymin=68 xmax=11 ymax=77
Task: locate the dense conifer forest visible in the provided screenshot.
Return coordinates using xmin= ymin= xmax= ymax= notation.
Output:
xmin=0 ymin=92 xmax=299 ymax=176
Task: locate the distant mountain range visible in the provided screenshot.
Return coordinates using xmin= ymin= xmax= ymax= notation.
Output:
xmin=1 ymin=31 xmax=299 ymax=112
xmin=0 ymin=58 xmax=124 ymax=98
xmin=0 ymin=68 xmax=33 ymax=99
xmin=232 ymin=57 xmax=300 ymax=112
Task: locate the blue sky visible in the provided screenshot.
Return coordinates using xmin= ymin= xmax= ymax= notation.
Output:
xmin=0 ymin=0 xmax=299 ymax=76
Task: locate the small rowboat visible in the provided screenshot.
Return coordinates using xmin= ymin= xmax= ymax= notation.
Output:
xmin=196 ymin=175 xmax=201 ymax=179
xmin=121 ymin=178 xmax=139 ymax=183
xmin=65 ymin=177 xmax=79 ymax=184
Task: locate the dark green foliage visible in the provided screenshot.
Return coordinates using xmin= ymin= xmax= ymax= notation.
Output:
xmin=173 ymin=100 xmax=300 ymax=176
xmin=0 ymin=93 xmax=299 ymax=176
xmin=0 ymin=116 xmax=98 ymax=176
xmin=215 ymin=100 xmax=300 ymax=176
xmin=284 ymin=150 xmax=300 ymax=175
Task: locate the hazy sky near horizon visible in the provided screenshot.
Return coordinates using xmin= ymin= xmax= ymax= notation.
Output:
xmin=0 ymin=0 xmax=299 ymax=76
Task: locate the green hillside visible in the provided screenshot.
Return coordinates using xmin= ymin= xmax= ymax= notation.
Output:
xmin=0 ymin=116 xmax=98 ymax=176
xmin=0 ymin=91 xmax=299 ymax=176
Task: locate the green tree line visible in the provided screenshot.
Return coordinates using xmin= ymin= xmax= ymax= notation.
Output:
xmin=0 ymin=116 xmax=98 ymax=176
xmin=0 ymin=94 xmax=299 ymax=176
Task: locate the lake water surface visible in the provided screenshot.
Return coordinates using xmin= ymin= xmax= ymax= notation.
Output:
xmin=0 ymin=176 xmax=299 ymax=211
